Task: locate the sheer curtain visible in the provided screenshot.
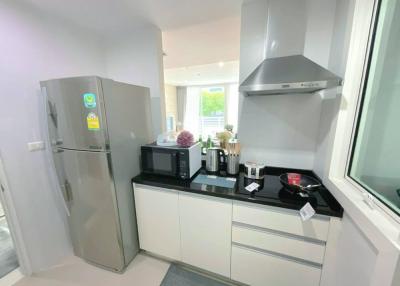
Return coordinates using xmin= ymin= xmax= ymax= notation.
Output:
xmin=176 ymin=86 xmax=187 ymax=130
xmin=225 ymin=83 xmax=239 ymax=132
xmin=183 ymin=86 xmax=201 ymax=137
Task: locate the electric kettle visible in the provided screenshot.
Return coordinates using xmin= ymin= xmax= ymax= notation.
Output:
xmin=206 ymin=148 xmax=225 ymax=172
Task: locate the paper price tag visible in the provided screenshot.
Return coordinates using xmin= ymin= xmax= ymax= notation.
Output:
xmin=226 ymin=177 xmax=237 ymax=182
xmin=245 ymin=182 xmax=260 ymax=192
xmin=300 ymin=202 xmax=316 ymax=221
xmin=207 ymin=175 xmax=217 ymax=179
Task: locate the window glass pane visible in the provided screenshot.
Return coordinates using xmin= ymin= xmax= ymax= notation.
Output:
xmin=349 ymin=0 xmax=400 ymax=214
xmin=199 ymin=87 xmax=225 ymax=137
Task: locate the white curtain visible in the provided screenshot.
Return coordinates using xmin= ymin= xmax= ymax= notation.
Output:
xmin=183 ymin=86 xmax=201 ymax=137
xmin=176 ymin=86 xmax=187 ymax=130
xmin=225 ymin=83 xmax=239 ymax=132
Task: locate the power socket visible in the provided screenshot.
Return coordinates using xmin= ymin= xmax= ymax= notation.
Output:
xmin=28 ymin=141 xmax=45 ymax=152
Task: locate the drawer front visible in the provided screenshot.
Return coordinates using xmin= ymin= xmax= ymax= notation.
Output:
xmin=231 ymin=245 xmax=321 ymax=286
xmin=232 ymin=224 xmax=325 ymax=264
xmin=233 ymin=202 xmax=330 ymax=241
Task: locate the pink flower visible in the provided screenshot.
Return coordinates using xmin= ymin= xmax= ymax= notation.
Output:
xmin=177 ymin=130 xmax=194 ymax=147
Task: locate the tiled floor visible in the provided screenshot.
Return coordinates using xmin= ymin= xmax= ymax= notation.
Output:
xmin=14 ymin=253 xmax=170 ymax=286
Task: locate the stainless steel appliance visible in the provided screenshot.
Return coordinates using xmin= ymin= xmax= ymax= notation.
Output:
xmin=42 ymin=76 xmax=153 ymax=272
xmin=227 ymin=155 xmax=240 ymax=175
xmin=239 ymin=55 xmax=342 ymax=96
xmin=141 ymin=142 xmax=201 ymax=179
xmin=244 ymin=162 xmax=265 ymax=179
xmin=206 ymin=148 xmax=226 ymax=172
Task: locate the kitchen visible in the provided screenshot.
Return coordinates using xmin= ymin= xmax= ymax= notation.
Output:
xmin=0 ymin=0 xmax=399 ymax=286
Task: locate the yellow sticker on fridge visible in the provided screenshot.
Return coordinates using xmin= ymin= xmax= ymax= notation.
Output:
xmin=87 ymin=112 xmax=100 ymax=130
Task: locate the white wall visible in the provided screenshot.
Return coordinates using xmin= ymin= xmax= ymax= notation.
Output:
xmin=0 ymin=0 xmax=107 ymax=272
xmin=238 ymin=0 xmax=322 ymax=169
xmin=104 ymin=26 xmax=165 ymax=138
xmin=238 ymin=0 xmax=355 ymax=172
xmin=313 ymin=0 xmax=356 ymax=180
xmin=0 ymin=1 xmax=165 ymax=273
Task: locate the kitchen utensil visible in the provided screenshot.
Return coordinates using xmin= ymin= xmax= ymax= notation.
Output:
xmin=227 ymin=155 xmax=240 ymax=175
xmin=206 ymin=147 xmax=226 ymax=172
xmin=244 ymin=162 xmax=265 ymax=179
xmin=279 ymin=173 xmax=321 ymax=193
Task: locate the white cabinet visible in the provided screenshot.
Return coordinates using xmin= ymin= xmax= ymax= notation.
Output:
xmin=232 ymin=225 xmax=325 ymax=264
xmin=233 ymin=202 xmax=330 ymax=241
xmin=133 ymin=185 xmax=181 ymax=260
xmin=231 ymin=245 xmax=322 ymax=286
xmin=179 ymin=193 xmax=232 ymax=277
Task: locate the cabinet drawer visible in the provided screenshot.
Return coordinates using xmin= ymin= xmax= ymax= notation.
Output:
xmin=232 ymin=224 xmax=325 ymax=264
xmin=233 ymin=202 xmax=330 ymax=241
xmin=231 ymin=245 xmax=321 ymax=286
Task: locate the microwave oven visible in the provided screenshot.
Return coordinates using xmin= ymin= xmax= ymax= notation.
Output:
xmin=141 ymin=142 xmax=202 ymax=179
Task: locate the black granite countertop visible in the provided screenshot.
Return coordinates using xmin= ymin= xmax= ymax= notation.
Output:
xmin=132 ymin=166 xmax=343 ymax=218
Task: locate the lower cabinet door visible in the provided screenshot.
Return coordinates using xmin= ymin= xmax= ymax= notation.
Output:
xmin=231 ymin=245 xmax=322 ymax=286
xmin=134 ymin=185 xmax=181 ymax=260
xmin=179 ymin=193 xmax=232 ymax=277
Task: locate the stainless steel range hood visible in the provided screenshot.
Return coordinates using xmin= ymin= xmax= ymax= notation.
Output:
xmin=239 ymin=55 xmax=342 ymax=96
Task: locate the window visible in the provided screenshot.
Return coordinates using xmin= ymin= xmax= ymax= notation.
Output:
xmin=182 ymin=84 xmax=239 ymax=139
xmin=349 ymin=0 xmax=400 ymax=215
xmin=199 ymin=87 xmax=225 ymax=138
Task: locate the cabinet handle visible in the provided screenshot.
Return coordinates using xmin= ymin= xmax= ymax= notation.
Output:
xmin=232 ymin=242 xmax=322 ymax=269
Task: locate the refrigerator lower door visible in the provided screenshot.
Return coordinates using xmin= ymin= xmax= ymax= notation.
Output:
xmin=61 ymin=148 xmax=125 ymax=271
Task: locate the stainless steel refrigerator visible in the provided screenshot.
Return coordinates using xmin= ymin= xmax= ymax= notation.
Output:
xmin=41 ymin=76 xmax=153 ymax=272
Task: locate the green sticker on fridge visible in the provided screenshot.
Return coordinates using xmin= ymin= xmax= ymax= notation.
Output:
xmin=83 ymin=93 xmax=97 ymax=108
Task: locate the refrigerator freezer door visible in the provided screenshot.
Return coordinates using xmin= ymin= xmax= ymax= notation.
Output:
xmin=42 ymin=77 xmax=109 ymax=151
xmin=60 ymin=149 xmax=125 ymax=271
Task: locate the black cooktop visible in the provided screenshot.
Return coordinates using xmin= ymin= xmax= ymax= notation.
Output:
xmin=132 ymin=166 xmax=343 ymax=217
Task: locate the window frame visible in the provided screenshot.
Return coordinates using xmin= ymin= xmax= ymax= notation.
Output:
xmin=328 ymin=0 xmax=400 ymax=222
xmin=325 ymin=0 xmax=400 ymax=283
xmin=345 ymin=0 xmax=400 ymax=217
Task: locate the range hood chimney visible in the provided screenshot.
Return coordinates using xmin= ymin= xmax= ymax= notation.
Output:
xmin=239 ymin=55 xmax=342 ymax=96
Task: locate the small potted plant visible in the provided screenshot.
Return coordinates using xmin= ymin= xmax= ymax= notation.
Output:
xmin=216 ymin=125 xmax=234 ymax=149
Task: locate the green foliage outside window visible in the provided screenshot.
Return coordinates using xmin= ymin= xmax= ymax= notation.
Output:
xmin=200 ymin=87 xmax=225 ymax=116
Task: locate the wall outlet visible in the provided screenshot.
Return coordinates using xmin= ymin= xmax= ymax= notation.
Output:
xmin=28 ymin=141 xmax=45 ymax=152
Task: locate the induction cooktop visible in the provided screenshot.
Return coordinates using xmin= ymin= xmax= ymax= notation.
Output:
xmin=237 ymin=172 xmax=328 ymax=209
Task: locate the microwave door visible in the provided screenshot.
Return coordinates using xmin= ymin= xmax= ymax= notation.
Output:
xmin=142 ymin=148 xmax=178 ymax=177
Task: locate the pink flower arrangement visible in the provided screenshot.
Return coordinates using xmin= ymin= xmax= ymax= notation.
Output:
xmin=177 ymin=130 xmax=194 ymax=147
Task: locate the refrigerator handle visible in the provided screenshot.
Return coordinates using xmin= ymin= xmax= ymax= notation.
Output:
xmin=47 ymin=99 xmax=58 ymax=127
xmin=42 ymin=87 xmax=71 ymax=216
xmin=64 ymin=180 xmax=73 ymax=202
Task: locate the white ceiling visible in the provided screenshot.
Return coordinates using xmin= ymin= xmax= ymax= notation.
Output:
xmin=22 ymin=0 xmax=243 ymax=34
xmin=162 ymin=16 xmax=241 ymax=69
xmin=164 ymin=61 xmax=239 ymax=86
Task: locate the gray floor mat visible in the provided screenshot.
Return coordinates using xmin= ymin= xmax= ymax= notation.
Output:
xmin=160 ymin=264 xmax=231 ymax=286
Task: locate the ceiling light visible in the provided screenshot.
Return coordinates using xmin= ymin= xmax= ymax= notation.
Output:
xmin=218 ymin=61 xmax=224 ymax=67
